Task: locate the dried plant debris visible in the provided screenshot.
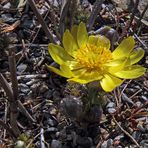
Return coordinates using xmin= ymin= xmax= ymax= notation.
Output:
xmin=0 ymin=0 xmax=147 ymax=147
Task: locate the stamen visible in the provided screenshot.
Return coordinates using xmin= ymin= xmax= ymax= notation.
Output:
xmin=76 ymin=44 xmax=112 ymax=73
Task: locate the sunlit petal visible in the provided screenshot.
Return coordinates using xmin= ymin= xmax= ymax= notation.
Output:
xmin=100 ymin=74 xmax=123 ymax=92
xmin=114 ymin=65 xmax=146 ymax=79
xmin=97 ymin=35 xmax=110 ymax=50
xmin=88 ymin=35 xmax=98 ymax=45
xmin=112 ymin=36 xmax=135 ymax=59
xmin=68 ymin=70 xmax=102 ymax=84
xmin=63 ymin=30 xmax=78 ymax=57
xmin=71 ymin=25 xmax=78 ymax=43
xmin=48 ymin=43 xmax=73 ymax=65
xmin=108 ymin=58 xmax=130 ymax=73
xmin=46 ymin=64 xmax=73 ymax=78
xmin=77 ymin=22 xmax=88 ymax=48
xmin=130 ymin=49 xmax=144 ymax=65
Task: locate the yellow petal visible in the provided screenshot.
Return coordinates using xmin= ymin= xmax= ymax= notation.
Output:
xmin=63 ymin=30 xmax=78 ymax=57
xmin=105 ymin=58 xmax=127 ymax=66
xmin=88 ymin=35 xmax=98 ymax=45
xmin=48 ymin=43 xmax=73 ymax=65
xmin=114 ymin=65 xmax=146 ymax=79
xmin=112 ymin=36 xmax=135 ymax=59
xmin=46 ymin=64 xmax=73 ymax=78
xmin=97 ymin=35 xmax=110 ymax=50
xmin=100 ymin=74 xmax=123 ymax=92
xmin=108 ymin=58 xmax=130 ymax=74
xmin=68 ymin=70 xmax=102 ymax=84
xmin=77 ymin=22 xmax=88 ymax=48
xmin=130 ymin=49 xmax=144 ymax=65
xmin=71 ymin=25 xmax=78 ymax=43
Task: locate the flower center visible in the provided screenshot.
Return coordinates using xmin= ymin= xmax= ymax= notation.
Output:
xmin=76 ymin=44 xmax=112 ymax=72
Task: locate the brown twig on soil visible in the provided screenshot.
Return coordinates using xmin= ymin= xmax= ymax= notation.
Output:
xmin=30 ymin=9 xmax=50 ymax=44
xmin=133 ymin=32 xmax=147 ymax=49
xmin=119 ymin=80 xmax=132 ymax=103
xmin=18 ymin=100 xmax=36 ymax=123
xmin=8 ymin=52 xmax=19 ymax=100
xmin=113 ymin=116 xmax=140 ymax=148
xmin=8 ymin=52 xmax=20 ymax=136
xmin=28 ymin=0 xmax=55 ymax=43
xmin=129 ymin=89 xmax=142 ymax=99
xmin=87 ymin=0 xmax=105 ymax=31
xmin=0 ymin=74 xmax=14 ymax=101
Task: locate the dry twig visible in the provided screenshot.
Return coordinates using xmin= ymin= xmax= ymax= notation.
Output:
xmin=28 ymin=0 xmax=55 ymax=43
xmin=113 ymin=116 xmax=140 ymax=148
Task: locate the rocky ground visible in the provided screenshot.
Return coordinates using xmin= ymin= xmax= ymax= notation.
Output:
xmin=0 ymin=0 xmax=148 ymax=148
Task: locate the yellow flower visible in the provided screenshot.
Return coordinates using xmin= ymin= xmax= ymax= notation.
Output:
xmin=47 ymin=22 xmax=145 ymax=92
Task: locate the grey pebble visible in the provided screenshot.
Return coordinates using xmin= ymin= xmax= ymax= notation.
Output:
xmin=47 ymin=118 xmax=58 ymax=127
xmin=18 ymin=83 xmax=29 ymax=94
xmin=39 ymin=84 xmax=49 ymax=93
xmin=46 ymin=127 xmax=58 ymax=132
xmin=101 ymin=139 xmax=113 ymax=148
xmin=17 ymin=64 xmax=27 ymax=74
xmin=51 ymin=139 xmax=62 ymax=148
xmin=106 ymin=102 xmax=116 ymax=108
xmin=108 ymin=108 xmax=116 ymax=114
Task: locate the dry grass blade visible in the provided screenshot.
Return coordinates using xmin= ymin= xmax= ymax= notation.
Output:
xmin=8 ymin=52 xmax=20 ymax=136
xmin=8 ymin=52 xmax=19 ymax=100
xmin=18 ymin=100 xmax=36 ymax=123
xmin=113 ymin=116 xmax=140 ymax=148
xmin=0 ymin=74 xmax=13 ymax=101
xmin=59 ymin=0 xmax=71 ymax=36
xmin=87 ymin=0 xmax=105 ymax=31
xmin=28 ymin=0 xmax=55 ymax=43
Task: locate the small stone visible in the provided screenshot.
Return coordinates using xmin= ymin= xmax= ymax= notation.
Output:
xmin=101 ymin=139 xmax=113 ymax=148
xmin=18 ymin=83 xmax=29 ymax=94
xmin=3 ymin=2 xmax=11 ymax=9
xmin=121 ymin=93 xmax=134 ymax=105
xmin=30 ymin=83 xmax=40 ymax=93
xmin=140 ymin=140 xmax=148 ymax=147
xmin=46 ymin=127 xmax=58 ymax=132
xmin=141 ymin=96 xmax=147 ymax=101
xmin=114 ymin=134 xmax=124 ymax=140
xmin=47 ymin=118 xmax=58 ymax=127
xmin=17 ymin=64 xmax=27 ymax=74
xmin=51 ymin=139 xmax=62 ymax=148
xmin=135 ymin=101 xmax=142 ymax=107
xmin=49 ymin=106 xmax=57 ymax=115
xmin=101 ymin=140 xmax=108 ymax=148
xmin=106 ymin=102 xmax=116 ymax=108
xmin=39 ymin=84 xmax=49 ymax=93
xmin=137 ymin=124 xmax=145 ymax=132
xmin=108 ymin=108 xmax=116 ymax=114
xmin=132 ymin=131 xmax=141 ymax=141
